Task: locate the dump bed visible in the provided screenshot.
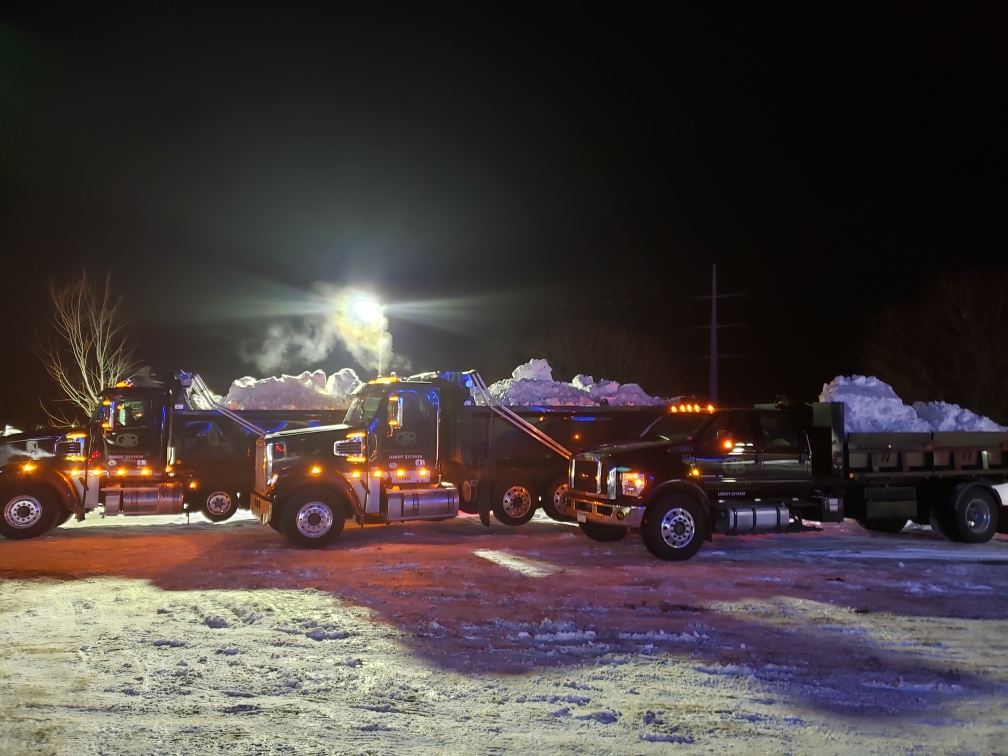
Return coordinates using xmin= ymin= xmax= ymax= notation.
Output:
xmin=845 ymin=431 xmax=1008 ymax=481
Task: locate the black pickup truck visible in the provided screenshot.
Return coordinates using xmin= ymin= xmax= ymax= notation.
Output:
xmin=566 ymin=401 xmax=1008 ymax=561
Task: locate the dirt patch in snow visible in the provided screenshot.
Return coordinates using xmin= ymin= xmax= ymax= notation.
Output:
xmin=2 ymin=516 xmax=1007 ymax=754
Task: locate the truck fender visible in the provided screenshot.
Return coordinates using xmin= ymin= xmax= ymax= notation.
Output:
xmin=273 ymin=470 xmax=362 ymax=520
xmin=642 ymin=480 xmax=714 ymax=541
xmin=0 ymin=465 xmax=80 ymax=518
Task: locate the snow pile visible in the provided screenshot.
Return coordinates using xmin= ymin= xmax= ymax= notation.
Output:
xmin=911 ymin=401 xmax=1006 ymax=433
xmin=487 ymin=359 xmax=666 ymax=407
xmin=820 ymin=375 xmax=1006 ymax=434
xmin=224 ymin=369 xmax=362 ymax=411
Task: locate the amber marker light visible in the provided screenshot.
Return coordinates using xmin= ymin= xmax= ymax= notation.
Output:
xmin=310 ymin=465 xmax=322 ymax=475
xmin=723 ymin=440 xmax=733 ymax=450
xmin=396 ymin=469 xmax=405 ymax=478
xmin=351 ymin=471 xmax=362 ymax=479
xmin=690 ymin=468 xmax=700 ymax=477
xmin=418 ymin=468 xmax=428 ymax=477
xmin=372 ymin=470 xmax=383 ymax=478
xmin=189 ymin=480 xmax=198 ymax=489
xmin=23 ymin=462 xmax=36 ymax=472
xmin=707 ymin=404 xmax=714 ymax=412
xmin=66 ymin=431 xmax=87 ymax=439
xmin=116 ymin=468 xmax=126 ymax=476
xmin=140 ymin=468 xmax=152 ymax=476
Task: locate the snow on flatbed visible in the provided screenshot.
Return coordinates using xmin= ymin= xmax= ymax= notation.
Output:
xmin=2 ymin=516 xmax=1007 ymax=755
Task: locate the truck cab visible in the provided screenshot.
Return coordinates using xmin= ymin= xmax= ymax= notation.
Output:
xmin=250 ymin=377 xmax=464 ymax=547
xmin=565 ymin=404 xmax=843 ymax=561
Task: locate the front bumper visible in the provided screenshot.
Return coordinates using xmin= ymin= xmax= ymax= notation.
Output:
xmin=250 ymin=490 xmax=273 ymax=524
xmin=565 ymin=492 xmax=644 ymax=529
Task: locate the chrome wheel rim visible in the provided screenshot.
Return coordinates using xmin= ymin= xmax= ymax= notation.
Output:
xmin=552 ymin=483 xmax=572 ymax=516
xmin=5 ymin=496 xmax=43 ymax=529
xmin=964 ymin=498 xmax=991 ymax=534
xmin=501 ymin=486 xmax=532 ymax=518
xmin=296 ymin=502 xmax=333 ymax=538
xmin=205 ymin=491 xmax=233 ymax=516
xmin=660 ymin=507 xmax=695 ymax=549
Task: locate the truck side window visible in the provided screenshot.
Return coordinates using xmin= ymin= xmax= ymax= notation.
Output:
xmin=391 ymin=389 xmax=433 ymax=450
xmin=701 ymin=413 xmax=754 ymax=452
xmin=757 ymin=414 xmax=800 ymax=450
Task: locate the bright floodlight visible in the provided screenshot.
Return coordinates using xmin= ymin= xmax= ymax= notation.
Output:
xmin=351 ymin=297 xmax=383 ymax=324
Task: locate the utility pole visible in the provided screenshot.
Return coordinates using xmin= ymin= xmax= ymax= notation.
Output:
xmin=686 ymin=264 xmax=746 ymax=405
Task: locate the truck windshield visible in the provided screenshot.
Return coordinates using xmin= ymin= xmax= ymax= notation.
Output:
xmin=344 ymin=393 xmax=385 ymax=426
xmin=641 ymin=414 xmax=710 ymax=443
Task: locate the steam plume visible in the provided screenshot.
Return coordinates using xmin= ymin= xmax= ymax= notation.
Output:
xmin=245 ymin=285 xmax=406 ymax=375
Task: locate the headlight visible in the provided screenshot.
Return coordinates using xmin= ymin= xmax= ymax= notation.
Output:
xmin=620 ymin=471 xmax=648 ymax=497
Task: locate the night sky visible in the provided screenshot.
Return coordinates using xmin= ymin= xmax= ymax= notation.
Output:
xmin=1 ymin=3 xmax=1005 ymax=428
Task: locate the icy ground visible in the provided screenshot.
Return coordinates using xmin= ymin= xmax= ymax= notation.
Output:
xmin=820 ymin=375 xmax=1005 ymax=434
xmin=2 ymin=516 xmax=1007 ymax=755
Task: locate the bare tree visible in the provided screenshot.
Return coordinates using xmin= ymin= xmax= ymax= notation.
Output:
xmin=525 ymin=318 xmax=680 ymax=397
xmin=862 ymin=265 xmax=1008 ymax=424
xmin=37 ymin=271 xmax=136 ymax=422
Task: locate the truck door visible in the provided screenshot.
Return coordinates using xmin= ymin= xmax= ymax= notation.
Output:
xmin=98 ymin=394 xmax=165 ymax=476
xmin=381 ymin=387 xmax=439 ymax=482
xmin=694 ymin=412 xmax=761 ymax=498
xmin=754 ymin=412 xmax=812 ymax=499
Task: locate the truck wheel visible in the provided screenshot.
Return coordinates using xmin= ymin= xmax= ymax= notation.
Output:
xmin=492 ymin=479 xmax=537 ymax=526
xmin=279 ymin=490 xmax=345 ymax=548
xmin=55 ymin=509 xmax=73 ymax=527
xmin=542 ymin=477 xmax=575 ymax=522
xmin=1 ymin=485 xmax=60 ymax=540
xmin=202 ymin=491 xmax=239 ymax=522
xmin=642 ymin=494 xmax=707 ymax=561
xmin=928 ymin=506 xmax=955 ymax=541
xmin=579 ymin=521 xmax=628 ymax=542
xmin=950 ymin=485 xmax=999 ymax=544
xmin=459 ymin=480 xmax=478 ymax=515
xmin=856 ymin=518 xmax=908 ymax=534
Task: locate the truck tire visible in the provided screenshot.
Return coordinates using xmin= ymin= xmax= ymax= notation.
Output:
xmin=856 ymin=517 xmax=908 ymax=534
xmin=492 ymin=479 xmax=537 ymax=526
xmin=55 ymin=509 xmax=73 ymax=527
xmin=279 ymin=490 xmax=345 ymax=548
xmin=459 ymin=480 xmax=478 ymax=515
xmin=928 ymin=506 xmax=955 ymax=541
xmin=267 ymin=515 xmax=283 ymax=533
xmin=1 ymin=484 xmax=61 ymax=540
xmin=579 ymin=521 xmax=628 ymax=542
xmin=642 ymin=494 xmax=707 ymax=562
xmin=950 ymin=484 xmax=999 ymax=544
xmin=202 ymin=490 xmax=239 ymax=522
xmin=542 ymin=477 xmax=575 ymax=522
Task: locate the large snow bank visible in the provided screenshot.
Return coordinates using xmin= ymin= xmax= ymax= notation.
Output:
xmin=487 ymin=359 xmax=666 ymax=407
xmin=820 ymin=375 xmax=1005 ymax=434
xmin=224 ymin=369 xmax=362 ymax=411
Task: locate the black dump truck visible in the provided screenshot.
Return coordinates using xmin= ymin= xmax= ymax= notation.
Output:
xmin=249 ymin=372 xmax=667 ymax=547
xmin=566 ymin=400 xmax=1008 ymax=561
xmin=0 ymin=371 xmax=343 ymax=541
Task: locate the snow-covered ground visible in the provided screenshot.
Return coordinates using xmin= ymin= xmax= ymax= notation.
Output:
xmin=820 ymin=375 xmax=1005 ymax=433
xmin=2 ymin=515 xmax=1006 ymax=755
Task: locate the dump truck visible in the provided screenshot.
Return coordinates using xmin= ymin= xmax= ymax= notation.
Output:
xmin=248 ymin=372 xmax=667 ymax=546
xmin=0 ymin=371 xmax=343 ymax=540
xmin=565 ymin=400 xmax=1008 ymax=560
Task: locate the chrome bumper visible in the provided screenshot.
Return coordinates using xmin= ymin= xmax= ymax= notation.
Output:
xmin=565 ymin=492 xmax=644 ymax=529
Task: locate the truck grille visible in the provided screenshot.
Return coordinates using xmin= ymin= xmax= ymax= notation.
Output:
xmin=572 ymin=458 xmax=601 ymax=493
xmin=255 ymin=438 xmax=266 ymax=493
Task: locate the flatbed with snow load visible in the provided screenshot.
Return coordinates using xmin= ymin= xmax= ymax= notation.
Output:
xmin=566 ymin=401 xmax=1008 ymax=560
xmin=248 ymin=372 xmax=666 ymax=546
xmin=0 ymin=371 xmax=343 ymax=540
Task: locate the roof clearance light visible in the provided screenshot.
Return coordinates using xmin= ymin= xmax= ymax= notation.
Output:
xmin=707 ymin=404 xmax=714 ymax=412
xmin=66 ymin=431 xmax=87 ymax=439
xmin=670 ymin=406 xmax=677 ymax=413
xmin=372 ymin=470 xmax=383 ymax=478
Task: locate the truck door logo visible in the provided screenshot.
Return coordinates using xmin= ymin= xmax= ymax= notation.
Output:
xmin=723 ymin=460 xmax=746 ymax=475
xmin=114 ymin=433 xmax=139 ymax=448
xmin=395 ymin=431 xmax=416 ymax=446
